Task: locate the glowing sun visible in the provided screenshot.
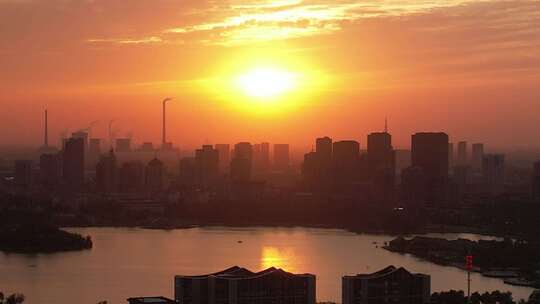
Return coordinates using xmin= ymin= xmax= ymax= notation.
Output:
xmin=235 ymin=67 xmax=297 ymax=99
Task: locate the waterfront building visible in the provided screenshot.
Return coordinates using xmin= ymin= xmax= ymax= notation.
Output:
xmin=145 ymin=157 xmax=165 ymax=192
xmin=119 ymin=161 xmax=144 ymax=192
xmin=457 ymin=141 xmax=467 ymax=165
xmin=174 ymin=266 xmax=316 ymax=304
xmin=231 ymin=142 xmax=253 ymax=182
xmin=96 ymin=149 xmax=118 ymax=193
xmin=342 ymin=265 xmax=431 ymax=304
xmin=195 ymin=145 xmax=219 ymax=185
xmin=215 ymin=144 xmax=230 ymax=173
xmin=471 ymin=143 xmax=484 ymax=171
xmin=40 ymin=153 xmax=62 ymax=188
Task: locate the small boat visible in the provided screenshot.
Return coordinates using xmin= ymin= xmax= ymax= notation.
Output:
xmin=237 ymin=240 xmax=243 ymax=243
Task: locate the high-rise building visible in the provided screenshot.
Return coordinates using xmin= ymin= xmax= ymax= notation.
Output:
xmin=471 ymin=143 xmax=484 ymax=170
xmin=533 ymin=161 xmax=540 ymax=200
xmin=140 ymin=142 xmax=155 ymax=152
xmin=457 ymin=141 xmax=467 ymax=165
xmin=231 ymin=142 xmax=253 ymax=182
xmin=316 ymin=136 xmax=332 ymax=164
xmin=96 ymin=149 xmax=117 ymax=193
xmin=116 ymin=138 xmax=131 ymax=152
xmin=260 ymin=142 xmax=270 ymax=171
xmin=448 ymin=143 xmax=454 ymax=168
xmin=40 ymin=153 xmax=62 ymax=188
xmin=342 ymin=266 xmax=431 ymax=304
xmin=175 ymin=266 xmax=316 ymax=304
xmin=411 ymin=132 xmax=449 ymax=204
xmin=88 ymin=138 xmax=102 ymax=167
xmin=14 ymin=160 xmax=34 ymax=187
xmin=179 ymin=157 xmax=197 ymax=185
xmin=72 ymin=131 xmax=89 ymax=152
xmin=195 ymin=145 xmax=219 ymax=185
xmin=119 ymin=161 xmax=144 ymax=193
xmin=367 ymin=132 xmax=395 ymax=199
xmin=333 ymin=140 xmax=360 ymax=183
xmin=400 ymin=166 xmax=427 ymax=209
xmin=145 ymin=158 xmax=165 ymax=192
xmin=273 ymin=144 xmax=290 ymax=171
xmin=215 ymin=144 xmax=230 ymax=172
xmin=482 ymin=154 xmax=505 ymax=196
xmin=63 ymin=137 xmax=85 ymax=190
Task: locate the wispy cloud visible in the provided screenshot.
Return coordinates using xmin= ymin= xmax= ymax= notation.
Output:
xmin=87 ymin=36 xmax=164 ymax=45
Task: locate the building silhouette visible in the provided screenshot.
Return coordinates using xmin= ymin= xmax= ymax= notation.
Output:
xmin=116 ymin=138 xmax=131 ymax=152
xmin=63 ymin=137 xmax=85 ymax=190
xmin=411 ymin=132 xmax=449 ymax=204
xmin=533 ymin=161 xmax=540 ymax=200
xmin=174 ymin=266 xmax=316 ymax=304
xmin=457 ymin=141 xmax=467 ymax=165
xmin=89 ymin=138 xmax=102 ymax=167
xmin=316 ymin=136 xmax=332 ymax=164
xmin=448 ymin=143 xmax=454 ymax=168
xmin=273 ymin=144 xmax=290 ymax=171
xmin=140 ymin=142 xmax=155 ymax=152
xmin=145 ymin=158 xmax=165 ymax=192
xmin=195 ymin=145 xmax=219 ymax=185
xmin=482 ymin=154 xmax=505 ymax=196
xmin=471 ymin=143 xmax=484 ymax=171
xmin=40 ymin=153 xmax=62 ymax=188
xmin=367 ymin=131 xmax=395 ymax=201
xmin=214 ymin=144 xmax=230 ymax=173
xmin=96 ymin=149 xmax=117 ymax=193
xmin=119 ymin=161 xmax=144 ymax=193
xmin=342 ymin=265 xmax=430 ymax=304
xmin=14 ymin=160 xmax=34 ymax=188
xmin=400 ymin=166 xmax=427 ymax=209
xmin=179 ymin=157 xmax=197 ymax=186
xmin=231 ymin=142 xmax=253 ymax=182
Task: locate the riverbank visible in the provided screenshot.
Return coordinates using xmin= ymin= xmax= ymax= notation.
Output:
xmin=384 ymin=236 xmax=540 ymax=288
xmin=0 ymin=224 xmax=93 ymax=253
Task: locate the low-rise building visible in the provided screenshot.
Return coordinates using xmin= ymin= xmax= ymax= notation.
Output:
xmin=342 ymin=266 xmax=430 ymax=304
xmin=175 ymin=266 xmax=316 ymax=304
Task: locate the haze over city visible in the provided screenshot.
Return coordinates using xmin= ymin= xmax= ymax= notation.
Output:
xmin=2 ymin=1 xmax=540 ymax=304
xmin=2 ymin=0 xmax=540 ymax=149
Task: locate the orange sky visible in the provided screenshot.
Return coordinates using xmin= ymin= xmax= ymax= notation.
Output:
xmin=1 ymin=0 xmax=539 ymax=150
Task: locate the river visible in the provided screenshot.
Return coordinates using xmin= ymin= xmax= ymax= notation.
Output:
xmin=0 ymin=227 xmax=534 ymax=303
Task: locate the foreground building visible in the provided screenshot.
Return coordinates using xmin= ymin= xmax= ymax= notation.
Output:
xmin=342 ymin=266 xmax=430 ymax=304
xmin=174 ymin=266 xmax=316 ymax=304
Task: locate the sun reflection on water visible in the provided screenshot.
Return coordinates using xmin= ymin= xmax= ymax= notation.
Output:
xmin=260 ymin=246 xmax=297 ymax=272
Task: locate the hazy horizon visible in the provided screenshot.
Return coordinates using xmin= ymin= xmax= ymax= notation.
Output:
xmin=1 ymin=0 xmax=540 ymax=149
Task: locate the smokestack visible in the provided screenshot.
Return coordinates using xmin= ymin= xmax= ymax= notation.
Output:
xmin=44 ymin=109 xmax=49 ymax=148
xmin=162 ymin=98 xmax=172 ymax=148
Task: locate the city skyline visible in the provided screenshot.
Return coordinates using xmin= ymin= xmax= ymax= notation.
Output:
xmin=1 ymin=0 xmax=540 ymax=148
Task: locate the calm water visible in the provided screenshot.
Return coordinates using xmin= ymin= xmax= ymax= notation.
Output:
xmin=0 ymin=227 xmax=533 ymax=304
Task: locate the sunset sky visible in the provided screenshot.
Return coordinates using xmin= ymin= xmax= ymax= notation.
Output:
xmin=1 ymin=0 xmax=539 ymax=150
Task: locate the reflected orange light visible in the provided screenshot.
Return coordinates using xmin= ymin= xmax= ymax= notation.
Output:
xmin=260 ymin=246 xmax=297 ymax=272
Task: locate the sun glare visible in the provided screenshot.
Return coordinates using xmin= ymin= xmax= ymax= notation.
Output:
xmin=236 ymin=67 xmax=297 ymax=99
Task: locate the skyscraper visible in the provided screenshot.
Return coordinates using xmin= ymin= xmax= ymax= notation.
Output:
xmin=532 ymin=161 xmax=540 ymax=200
xmin=448 ymin=143 xmax=454 ymax=168
xmin=89 ymin=138 xmax=102 ymax=167
xmin=457 ymin=141 xmax=467 ymax=165
xmin=273 ymin=144 xmax=290 ymax=171
xmin=215 ymin=144 xmax=230 ymax=172
xmin=471 ymin=143 xmax=484 ymax=170
xmin=40 ymin=153 xmax=62 ymax=188
xmin=96 ymin=149 xmax=117 ymax=193
xmin=14 ymin=160 xmax=34 ymax=187
xmin=63 ymin=137 xmax=85 ymax=190
xmin=231 ymin=142 xmax=253 ymax=182
xmin=145 ymin=158 xmax=165 ymax=192
xmin=333 ymin=140 xmax=360 ymax=183
xmin=367 ymin=131 xmax=395 ymax=201
xmin=260 ymin=142 xmax=270 ymax=171
xmin=482 ymin=154 xmax=505 ymax=196
xmin=316 ymin=136 xmax=332 ymax=164
xmin=411 ymin=132 xmax=449 ymax=204
xmin=195 ymin=145 xmax=219 ymax=185
xmin=116 ymin=138 xmax=131 ymax=152
xmin=119 ymin=161 xmax=144 ymax=193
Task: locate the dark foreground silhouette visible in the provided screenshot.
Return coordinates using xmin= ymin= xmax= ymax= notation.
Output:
xmin=0 ymin=224 xmax=92 ymax=253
